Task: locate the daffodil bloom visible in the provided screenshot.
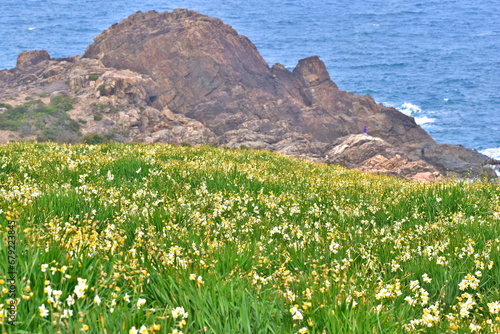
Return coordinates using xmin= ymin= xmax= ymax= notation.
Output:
xmin=129 ymin=326 xmax=138 ymax=334
xmin=44 ymin=285 xmax=52 ymax=296
xmin=469 ymin=323 xmax=482 ymax=332
xmin=66 ymin=295 xmax=75 ymax=306
xmin=172 ymin=306 xmax=188 ymax=319
xmin=137 ymin=298 xmax=146 ymax=309
xmin=292 ymin=310 xmax=303 ymax=320
xmin=53 ymin=290 xmax=62 ymax=300
xmin=62 ymin=309 xmax=73 ymax=318
xmin=487 ymin=301 xmax=500 ymax=314
xmin=94 ymin=295 xmax=101 ymax=305
xmin=74 ymin=278 xmax=88 ymax=299
xmin=38 ymin=304 xmax=49 ymax=318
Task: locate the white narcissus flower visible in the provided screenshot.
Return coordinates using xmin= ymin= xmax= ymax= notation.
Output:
xmin=137 ymin=298 xmax=146 ymax=309
xmin=74 ymin=277 xmax=88 ymax=299
xmin=38 ymin=304 xmax=49 ymax=318
xmin=66 ymin=295 xmax=75 ymax=306
xmin=94 ymin=294 xmax=101 ymax=305
xmin=61 ymin=309 xmax=73 ymax=318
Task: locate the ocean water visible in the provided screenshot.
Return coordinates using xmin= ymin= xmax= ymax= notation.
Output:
xmin=1 ymin=0 xmax=499 ymax=158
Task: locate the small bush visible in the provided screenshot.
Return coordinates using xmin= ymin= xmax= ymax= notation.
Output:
xmin=0 ymin=96 xmax=79 ymax=142
xmin=88 ymin=74 xmax=100 ymax=81
xmin=49 ymin=95 xmax=75 ymax=112
xmin=94 ymin=114 xmax=103 ymax=121
xmin=82 ymin=133 xmax=108 ymax=144
xmin=97 ymin=84 xmax=107 ymax=96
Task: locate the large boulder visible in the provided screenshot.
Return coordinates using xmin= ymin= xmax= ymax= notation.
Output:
xmin=421 ymin=144 xmax=493 ymax=177
xmin=83 ymin=9 xmax=434 ymax=147
xmin=325 ymin=134 xmax=441 ymax=178
xmin=16 ymin=50 xmax=51 ymax=69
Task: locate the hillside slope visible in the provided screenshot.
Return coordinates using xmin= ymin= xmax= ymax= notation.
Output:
xmin=0 ymin=142 xmax=499 ymax=332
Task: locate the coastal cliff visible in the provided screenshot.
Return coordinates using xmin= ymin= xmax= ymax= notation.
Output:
xmin=0 ymin=9 xmax=494 ymax=180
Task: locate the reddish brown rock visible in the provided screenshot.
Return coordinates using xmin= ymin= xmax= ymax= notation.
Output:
xmin=83 ymin=9 xmax=433 ymax=147
xmin=16 ymin=50 xmax=51 ymax=69
xmin=325 ymin=134 xmax=441 ymax=178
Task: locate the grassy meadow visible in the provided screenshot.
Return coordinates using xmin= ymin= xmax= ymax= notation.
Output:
xmin=0 ymin=142 xmax=499 ymax=333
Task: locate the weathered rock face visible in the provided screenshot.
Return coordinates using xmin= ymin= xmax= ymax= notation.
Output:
xmin=16 ymin=50 xmax=50 ymax=70
xmin=325 ymin=134 xmax=443 ymax=180
xmin=83 ymin=9 xmax=434 ymax=146
xmin=0 ymin=9 xmax=495 ymax=179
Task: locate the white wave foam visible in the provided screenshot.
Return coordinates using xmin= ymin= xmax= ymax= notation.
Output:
xmin=28 ymin=27 xmax=36 ymax=30
xmin=414 ymin=116 xmax=436 ymax=125
xmin=396 ymin=102 xmax=435 ymax=125
xmin=481 ymin=147 xmax=500 ymax=160
xmin=398 ymin=102 xmax=422 ymax=116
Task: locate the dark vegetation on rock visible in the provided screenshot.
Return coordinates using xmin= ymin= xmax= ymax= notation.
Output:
xmin=0 ymin=9 xmax=495 ymax=180
xmin=0 ymin=96 xmax=80 ymax=142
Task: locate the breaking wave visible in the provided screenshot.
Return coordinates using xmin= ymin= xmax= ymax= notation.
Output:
xmin=396 ymin=102 xmax=436 ymax=125
xmin=481 ymin=147 xmax=500 ymax=160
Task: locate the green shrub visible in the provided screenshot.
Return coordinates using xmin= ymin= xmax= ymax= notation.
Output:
xmin=97 ymin=84 xmax=107 ymax=96
xmin=93 ymin=114 xmax=103 ymax=121
xmin=81 ymin=133 xmax=108 ymax=144
xmin=49 ymin=95 xmax=75 ymax=112
xmin=0 ymin=96 xmax=80 ymax=142
xmin=88 ymin=74 xmax=100 ymax=81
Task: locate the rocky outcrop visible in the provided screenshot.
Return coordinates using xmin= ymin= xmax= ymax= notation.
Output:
xmin=83 ymin=10 xmax=434 ymax=147
xmin=16 ymin=50 xmax=50 ymax=70
xmin=0 ymin=9 xmax=495 ymax=180
xmin=325 ymin=134 xmax=443 ymax=180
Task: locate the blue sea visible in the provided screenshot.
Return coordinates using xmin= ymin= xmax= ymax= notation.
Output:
xmin=1 ymin=0 xmax=499 ymax=158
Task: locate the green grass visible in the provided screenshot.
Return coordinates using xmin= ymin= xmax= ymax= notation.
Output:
xmin=0 ymin=142 xmax=499 ymax=333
